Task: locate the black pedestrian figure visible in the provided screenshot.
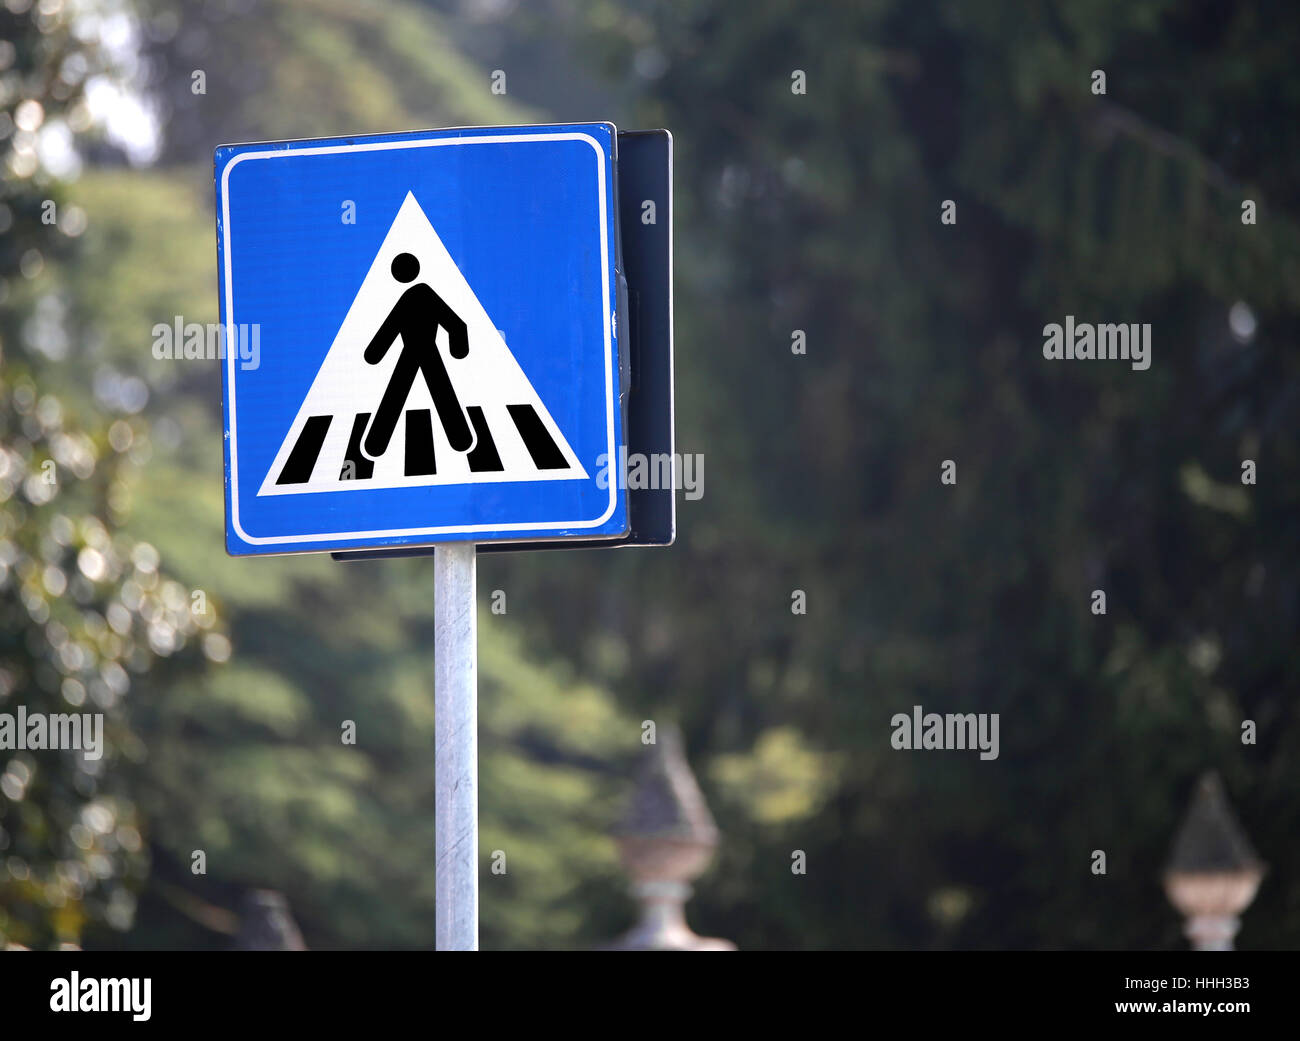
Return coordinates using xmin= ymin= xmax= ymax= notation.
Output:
xmin=361 ymin=252 xmax=473 ymax=458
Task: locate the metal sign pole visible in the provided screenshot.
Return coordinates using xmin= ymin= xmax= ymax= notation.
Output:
xmin=434 ymin=542 xmax=478 ymax=950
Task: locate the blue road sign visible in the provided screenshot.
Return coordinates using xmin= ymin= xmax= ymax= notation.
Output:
xmin=215 ymin=123 xmax=627 ymax=556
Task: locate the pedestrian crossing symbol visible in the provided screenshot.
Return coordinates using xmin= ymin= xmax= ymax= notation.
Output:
xmin=259 ymin=192 xmax=588 ymax=496
xmin=217 ymin=124 xmax=627 ymax=555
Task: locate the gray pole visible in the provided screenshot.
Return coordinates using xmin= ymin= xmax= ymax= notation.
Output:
xmin=434 ymin=542 xmax=478 ymax=950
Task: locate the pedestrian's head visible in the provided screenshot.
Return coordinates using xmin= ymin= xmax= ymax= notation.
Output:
xmin=391 ymin=253 xmax=420 ymax=283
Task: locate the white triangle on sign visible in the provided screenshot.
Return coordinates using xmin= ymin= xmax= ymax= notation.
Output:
xmin=258 ymin=191 xmax=588 ymax=496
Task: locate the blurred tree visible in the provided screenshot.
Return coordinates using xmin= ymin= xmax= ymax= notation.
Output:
xmin=0 ymin=0 xmax=220 ymax=948
xmin=137 ymin=0 xmax=530 ymax=165
xmin=10 ymin=0 xmax=1297 ymax=952
xmin=536 ymin=0 xmax=1300 ymax=949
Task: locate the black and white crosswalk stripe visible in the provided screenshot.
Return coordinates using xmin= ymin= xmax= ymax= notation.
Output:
xmin=274 ymin=403 xmax=570 ymax=486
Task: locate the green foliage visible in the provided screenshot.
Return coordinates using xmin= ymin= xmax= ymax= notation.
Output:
xmin=0 ymin=0 xmax=219 ymax=948
xmin=7 ymin=0 xmax=1299 ymax=951
xmin=553 ymin=0 xmax=1300 ymax=949
xmin=137 ymin=0 xmax=538 ymax=161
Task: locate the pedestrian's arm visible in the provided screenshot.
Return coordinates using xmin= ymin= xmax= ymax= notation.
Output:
xmin=439 ymin=300 xmax=470 ymax=359
xmin=364 ymin=305 xmax=404 ymax=364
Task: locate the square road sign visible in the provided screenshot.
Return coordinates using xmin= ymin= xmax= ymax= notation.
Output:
xmin=215 ymin=122 xmax=627 ymax=556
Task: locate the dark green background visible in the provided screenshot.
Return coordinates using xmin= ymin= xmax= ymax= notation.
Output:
xmin=0 ymin=0 xmax=1295 ymax=950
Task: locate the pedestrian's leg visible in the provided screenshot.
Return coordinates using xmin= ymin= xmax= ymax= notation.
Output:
xmin=364 ymin=353 xmax=419 ymax=458
xmin=423 ymin=354 xmax=474 ymax=452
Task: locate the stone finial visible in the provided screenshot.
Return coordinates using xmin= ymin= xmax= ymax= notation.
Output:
xmin=235 ymin=889 xmax=307 ymax=951
xmin=607 ymin=725 xmax=735 ymax=950
xmin=1163 ymin=772 xmax=1264 ymax=951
